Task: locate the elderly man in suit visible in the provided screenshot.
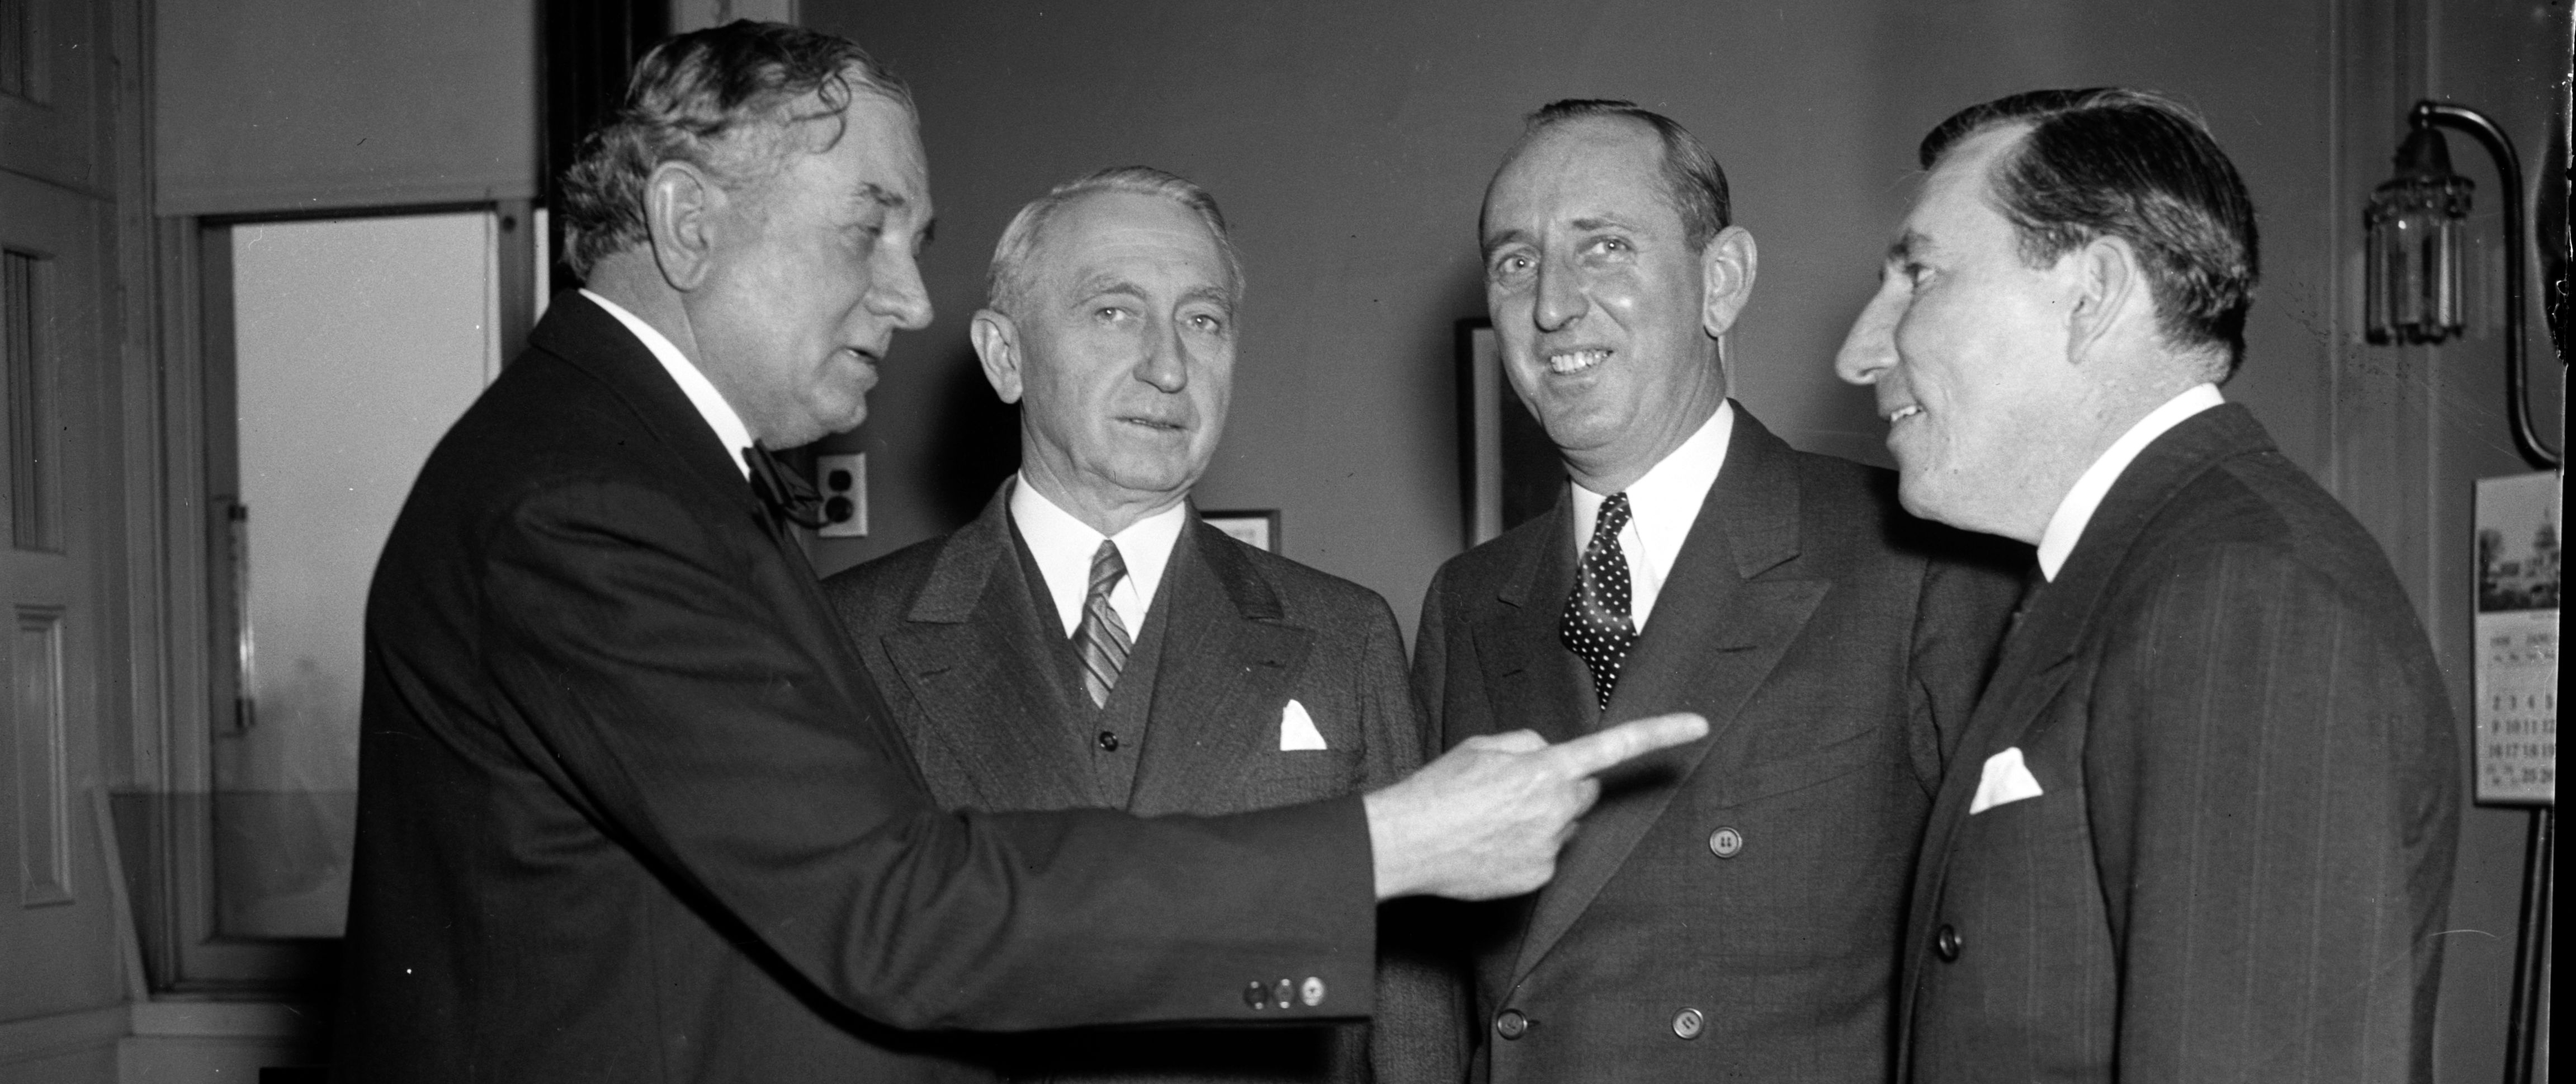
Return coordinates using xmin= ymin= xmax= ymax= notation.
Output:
xmin=1836 ymin=87 xmax=2460 ymax=1083
xmin=337 ymin=23 xmax=1703 ymax=1082
xmin=1412 ymin=99 xmax=2023 ymax=1082
xmin=823 ymin=167 xmax=1454 ymax=1082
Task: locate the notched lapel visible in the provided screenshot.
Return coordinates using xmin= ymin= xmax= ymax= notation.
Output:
xmin=1470 ymin=499 xmax=1588 ymax=747
xmin=881 ymin=501 xmax=1094 ymax=811
xmin=1129 ymin=524 xmax=1315 ymax=807
xmin=1506 ymin=411 xmax=1827 ymax=985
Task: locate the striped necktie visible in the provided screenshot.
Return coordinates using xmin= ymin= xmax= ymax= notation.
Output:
xmin=1561 ymin=493 xmax=1640 ymax=711
xmin=1075 ymin=540 xmax=1133 ymax=708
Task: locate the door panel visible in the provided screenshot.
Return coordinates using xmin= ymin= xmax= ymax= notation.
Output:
xmin=0 ymin=164 xmax=120 ymax=1024
xmin=0 ymin=0 xmax=101 ymax=194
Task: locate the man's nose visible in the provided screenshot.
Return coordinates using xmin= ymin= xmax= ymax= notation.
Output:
xmin=1533 ymin=258 xmax=1585 ymax=332
xmin=1137 ymin=321 xmax=1188 ymax=394
xmin=870 ymin=249 xmax=935 ymax=332
xmin=1834 ymin=286 xmax=1901 ymax=386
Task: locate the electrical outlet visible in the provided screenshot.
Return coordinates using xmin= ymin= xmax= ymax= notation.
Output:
xmin=814 ymin=453 xmax=867 ymax=538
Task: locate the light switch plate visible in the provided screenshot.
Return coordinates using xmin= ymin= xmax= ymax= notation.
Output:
xmin=814 ymin=452 xmax=867 ymax=537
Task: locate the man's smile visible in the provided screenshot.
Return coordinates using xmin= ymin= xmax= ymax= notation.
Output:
xmin=1547 ymin=348 xmax=1612 ymax=375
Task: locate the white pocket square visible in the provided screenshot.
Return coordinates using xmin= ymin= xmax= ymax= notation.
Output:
xmin=1278 ymin=699 xmax=1328 ymax=751
xmin=1968 ymin=746 xmax=2044 ymax=814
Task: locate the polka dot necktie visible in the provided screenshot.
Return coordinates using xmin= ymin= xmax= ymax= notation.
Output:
xmin=1561 ymin=493 xmax=1640 ymax=712
xmin=1075 ymin=541 xmax=1133 ymax=708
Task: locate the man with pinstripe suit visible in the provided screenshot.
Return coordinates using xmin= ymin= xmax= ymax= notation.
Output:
xmin=1837 ymin=87 xmax=2460 ymax=1082
xmin=823 ymin=167 xmax=1455 ymax=1082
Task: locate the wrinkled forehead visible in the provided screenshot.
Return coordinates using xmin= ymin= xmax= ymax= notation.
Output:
xmin=768 ymin=87 xmax=930 ymax=213
xmin=1482 ymin=117 xmax=1675 ymax=237
xmin=1034 ymin=191 xmax=1231 ymax=289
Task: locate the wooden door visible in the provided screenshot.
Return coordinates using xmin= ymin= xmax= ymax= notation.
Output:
xmin=1 ymin=0 xmax=130 ymax=1077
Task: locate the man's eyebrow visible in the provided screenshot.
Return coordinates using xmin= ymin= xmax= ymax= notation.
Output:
xmin=1480 ymin=227 xmax=1533 ymax=257
xmin=853 ymin=182 xmax=907 ymax=210
xmin=1180 ymin=283 xmax=1233 ymax=309
xmin=1569 ymin=215 xmax=1637 ymax=233
xmin=1072 ymin=274 xmax=1146 ymax=299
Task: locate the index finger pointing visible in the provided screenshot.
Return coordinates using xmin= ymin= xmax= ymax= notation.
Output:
xmin=1543 ymin=712 xmax=1709 ymax=778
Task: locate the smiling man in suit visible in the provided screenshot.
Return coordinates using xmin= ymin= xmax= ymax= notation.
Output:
xmin=824 ymin=167 xmax=1455 ymax=1083
xmin=1837 ymin=88 xmax=2460 ymax=1083
xmin=1413 ymin=100 xmax=2023 ymax=1082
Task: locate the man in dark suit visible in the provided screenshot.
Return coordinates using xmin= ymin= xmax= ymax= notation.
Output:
xmin=336 ymin=25 xmax=1702 ymax=1083
xmin=823 ymin=167 xmax=1453 ymax=1082
xmin=1835 ymin=88 xmax=2460 ymax=1082
xmin=1413 ymin=100 xmax=2023 ymax=1082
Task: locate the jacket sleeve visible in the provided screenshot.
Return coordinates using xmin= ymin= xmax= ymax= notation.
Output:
xmin=2081 ymin=544 xmax=2458 ymax=1082
xmin=474 ymin=477 xmax=1379 ymax=1032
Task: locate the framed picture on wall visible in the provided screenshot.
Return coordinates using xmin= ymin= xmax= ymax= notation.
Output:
xmin=1455 ymin=319 xmax=1565 ymax=546
xmin=1201 ymin=509 xmax=1282 ymax=553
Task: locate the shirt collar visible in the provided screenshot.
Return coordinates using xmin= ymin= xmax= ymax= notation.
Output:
xmin=582 ymin=289 xmax=755 ymax=480
xmin=1571 ymin=399 xmax=1734 ymax=570
xmin=2036 ymin=383 xmax=2225 ymax=581
xmin=1008 ymin=474 xmax=1190 ymax=637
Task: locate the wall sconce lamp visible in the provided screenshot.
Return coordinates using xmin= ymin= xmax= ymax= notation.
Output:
xmin=2365 ymin=101 xmax=2562 ymax=470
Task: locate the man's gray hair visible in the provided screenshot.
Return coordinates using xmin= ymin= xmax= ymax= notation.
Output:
xmin=985 ymin=167 xmax=1244 ymax=314
xmin=558 ymin=20 xmax=912 ymax=276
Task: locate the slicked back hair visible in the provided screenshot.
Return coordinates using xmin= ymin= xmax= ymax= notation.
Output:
xmin=1920 ymin=87 xmax=2258 ymax=378
xmin=1514 ymin=99 xmax=1732 ymax=250
xmin=985 ymin=166 xmax=1243 ymax=315
xmin=558 ymin=20 xmax=913 ymax=276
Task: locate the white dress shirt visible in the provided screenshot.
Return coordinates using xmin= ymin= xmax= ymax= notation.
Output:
xmin=582 ymin=289 xmax=755 ymax=480
xmin=1569 ymin=400 xmax=1735 ymax=630
xmin=2035 ymin=383 xmax=2225 ymax=581
xmin=1010 ymin=475 xmax=1188 ymax=637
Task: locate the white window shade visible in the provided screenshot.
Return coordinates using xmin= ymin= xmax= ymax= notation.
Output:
xmin=155 ymin=0 xmax=537 ymax=217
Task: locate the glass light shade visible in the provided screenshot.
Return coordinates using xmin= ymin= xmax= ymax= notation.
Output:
xmin=2365 ymin=126 xmax=2476 ymax=345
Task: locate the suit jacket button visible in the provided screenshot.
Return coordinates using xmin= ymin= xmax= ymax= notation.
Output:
xmin=1272 ymin=978 xmax=1295 ymax=1009
xmin=1244 ymin=982 xmax=1268 ymax=1009
xmin=1935 ymin=924 xmax=1962 ymax=962
xmin=1300 ymin=977 xmax=1326 ymax=1006
xmin=1097 ymin=730 xmax=1120 ymax=752
xmin=1707 ymin=826 xmax=1743 ymax=858
xmin=1493 ymin=1008 xmax=1530 ymax=1040
xmin=1672 ymin=1007 xmax=1705 ymax=1039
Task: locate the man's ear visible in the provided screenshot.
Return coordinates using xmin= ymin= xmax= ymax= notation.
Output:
xmin=644 ymin=162 xmax=727 ymax=291
xmin=2066 ymin=235 xmax=2144 ymax=363
xmin=1699 ymin=225 xmax=1760 ymax=338
xmin=970 ymin=309 xmax=1026 ymax=404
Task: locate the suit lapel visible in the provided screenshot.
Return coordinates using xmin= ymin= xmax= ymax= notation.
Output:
xmin=1507 ymin=408 xmax=1827 ymax=986
xmin=1469 ymin=495 xmax=1590 ymax=747
xmin=1129 ymin=520 xmax=1313 ymax=808
xmin=881 ymin=490 xmax=1095 ymax=810
xmin=1901 ymin=404 xmax=2280 ymax=1009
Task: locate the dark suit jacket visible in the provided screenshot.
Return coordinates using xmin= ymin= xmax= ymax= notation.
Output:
xmin=336 ymin=295 xmax=1377 ymax=1084
xmin=1898 ymin=404 xmax=2460 ymax=1084
xmin=1413 ymin=407 xmax=2022 ymax=1082
xmin=824 ymin=488 xmax=1453 ymax=1083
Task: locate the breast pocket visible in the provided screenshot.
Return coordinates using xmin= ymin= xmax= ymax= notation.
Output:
xmin=1715 ymin=726 xmax=1890 ymax=808
xmin=1236 ymin=747 xmax=1367 ymax=807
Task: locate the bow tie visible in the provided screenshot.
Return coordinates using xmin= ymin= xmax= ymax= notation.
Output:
xmin=743 ymin=442 xmax=827 ymax=529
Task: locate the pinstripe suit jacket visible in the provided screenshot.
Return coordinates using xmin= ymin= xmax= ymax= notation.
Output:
xmin=822 ymin=488 xmax=1455 ymax=1083
xmin=1899 ymin=404 xmax=2460 ymax=1083
xmin=1415 ymin=407 xmax=2024 ymax=1082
